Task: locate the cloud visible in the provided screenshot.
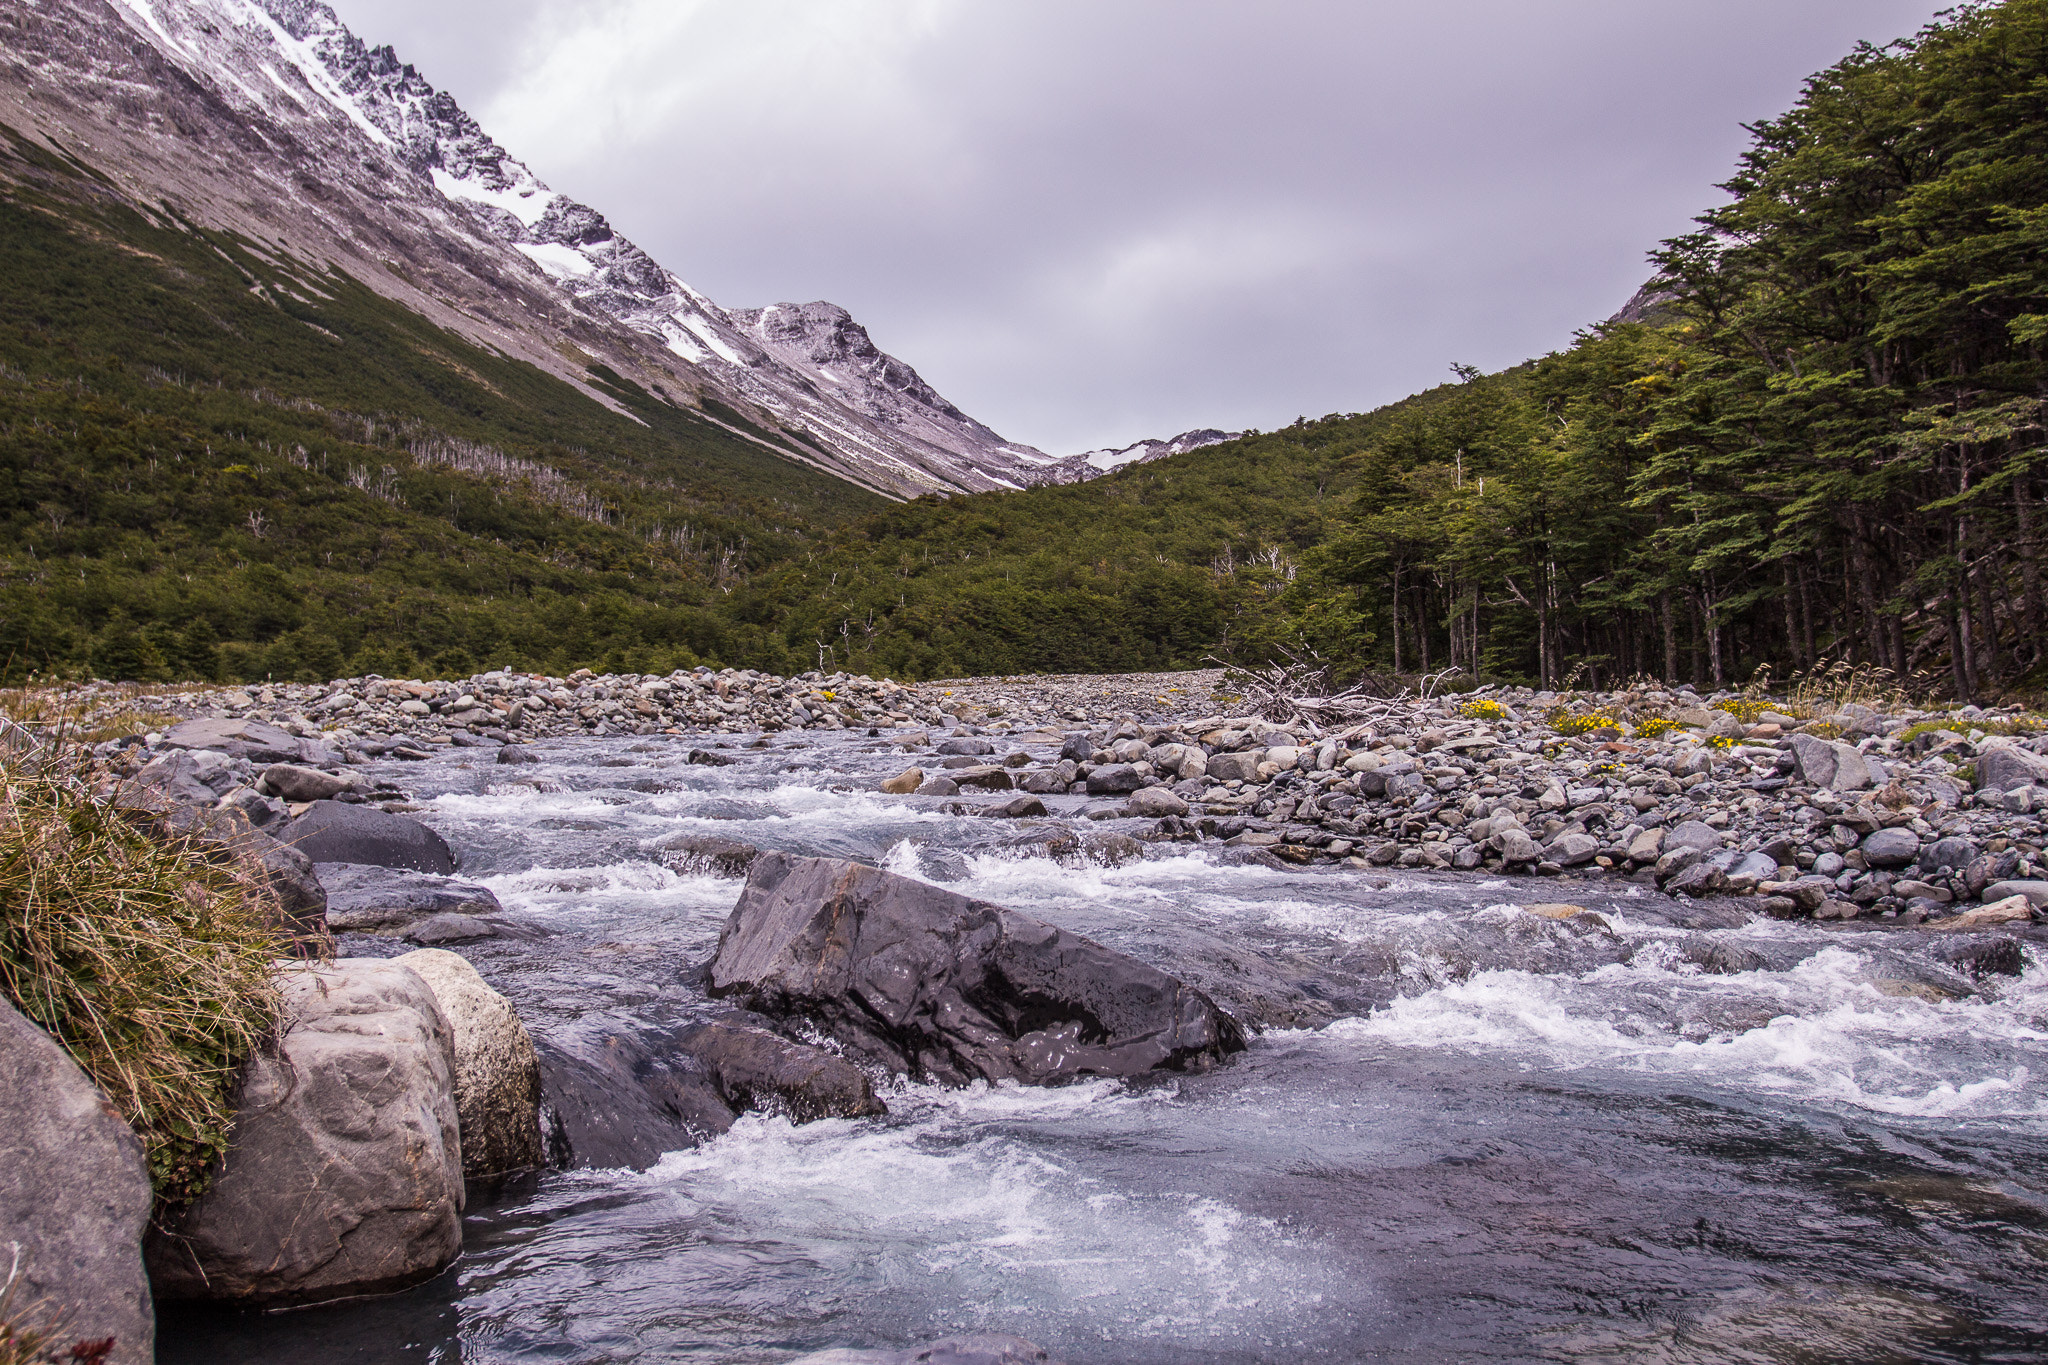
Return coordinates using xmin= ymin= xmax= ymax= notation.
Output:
xmin=328 ymin=0 xmax=1954 ymax=453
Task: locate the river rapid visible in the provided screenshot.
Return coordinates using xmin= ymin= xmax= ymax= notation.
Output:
xmin=161 ymin=728 xmax=2048 ymax=1364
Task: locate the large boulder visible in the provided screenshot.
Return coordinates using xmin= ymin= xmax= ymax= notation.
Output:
xmin=0 ymin=998 xmax=155 ymax=1365
xmin=259 ymin=763 xmax=351 ymax=803
xmin=707 ymin=853 xmax=1245 ymax=1086
xmin=159 ymin=718 xmax=319 ymax=766
xmin=146 ymin=960 xmax=463 ymax=1306
xmin=1083 ymin=763 xmax=1145 ymax=796
xmin=1975 ymin=745 xmax=2048 ymax=793
xmin=1788 ymin=734 xmax=1874 ymax=791
xmin=284 ymin=800 xmax=457 ymax=874
xmin=1860 ymin=827 xmax=1922 ymax=869
xmin=1203 ymin=750 xmax=1263 ymax=783
xmin=133 ymin=748 xmax=245 ymax=806
xmin=316 ymin=862 xmax=501 ymax=932
xmin=535 ymin=1025 xmax=735 ymax=1170
xmin=393 ymin=950 xmax=545 ymax=1178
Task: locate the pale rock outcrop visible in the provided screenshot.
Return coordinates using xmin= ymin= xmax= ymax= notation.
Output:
xmin=392 ymin=949 xmax=546 ymax=1178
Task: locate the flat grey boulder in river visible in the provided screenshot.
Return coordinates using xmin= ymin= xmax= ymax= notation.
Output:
xmin=707 ymin=852 xmax=1245 ymax=1085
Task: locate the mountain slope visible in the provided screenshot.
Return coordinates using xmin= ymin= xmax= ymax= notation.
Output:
xmin=3 ymin=0 xmax=1059 ymax=497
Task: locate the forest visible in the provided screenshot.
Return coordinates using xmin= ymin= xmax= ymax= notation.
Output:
xmin=4 ymin=0 xmax=2045 ymax=697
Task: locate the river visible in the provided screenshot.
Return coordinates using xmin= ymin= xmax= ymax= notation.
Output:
xmin=160 ymin=728 xmax=2048 ymax=1363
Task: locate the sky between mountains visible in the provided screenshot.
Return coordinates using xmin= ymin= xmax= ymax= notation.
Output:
xmin=326 ymin=0 xmax=1949 ymax=457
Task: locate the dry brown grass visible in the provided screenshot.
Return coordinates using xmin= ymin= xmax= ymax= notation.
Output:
xmin=0 ymin=739 xmax=283 ymax=1210
xmin=0 ymin=683 xmax=202 ymax=747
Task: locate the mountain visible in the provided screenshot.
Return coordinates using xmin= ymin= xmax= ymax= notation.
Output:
xmin=1063 ymin=428 xmax=1247 ymax=477
xmin=7 ymin=0 xmax=1064 ymax=498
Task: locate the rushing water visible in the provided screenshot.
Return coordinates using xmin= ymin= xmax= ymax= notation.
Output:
xmin=161 ymin=730 xmax=2048 ymax=1364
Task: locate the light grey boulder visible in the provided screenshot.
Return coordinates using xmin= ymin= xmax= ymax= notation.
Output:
xmin=1626 ymin=827 xmax=1666 ymax=862
xmin=147 ymin=959 xmax=463 ymax=1306
xmin=708 ymin=853 xmax=1244 ymax=1086
xmin=1546 ymin=832 xmax=1600 ymax=867
xmin=1083 ymin=763 xmax=1145 ymax=795
xmin=1983 ymin=880 xmax=2048 ymax=909
xmin=134 ymin=748 xmax=245 ymax=805
xmin=393 ymin=950 xmax=545 ymax=1178
xmin=159 ymin=717 xmax=308 ymax=765
xmin=1203 ymin=750 xmax=1263 ymax=783
xmin=1664 ymin=820 xmax=1724 ymax=855
xmin=1788 ymin=734 xmax=1874 ymax=791
xmin=1976 ymin=745 xmax=2048 ymax=794
xmin=1124 ymin=786 xmax=1189 ymax=818
xmin=0 ymin=998 xmax=154 ymax=1365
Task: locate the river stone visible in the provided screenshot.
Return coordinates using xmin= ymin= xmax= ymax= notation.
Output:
xmin=393 ymin=950 xmax=545 ymax=1178
xmin=674 ymin=1022 xmax=887 ymax=1123
xmin=316 ymin=862 xmax=502 ymax=931
xmin=285 ymin=800 xmax=457 ymax=873
xmin=495 ymin=745 xmax=538 ymax=765
xmin=1859 ymin=827 xmax=1921 ymax=869
xmin=1982 ymin=879 xmax=2048 ymax=908
xmin=159 ymin=717 xmax=308 ymax=765
xmin=1084 ymin=763 xmax=1145 ymax=795
xmin=881 ymin=767 xmax=924 ymax=794
xmin=789 ymin=1336 xmax=1065 ymax=1365
xmin=1496 ymin=828 xmax=1538 ymax=863
xmin=950 ymin=766 xmax=1015 ymax=791
xmin=1924 ymin=895 xmax=2034 ymax=931
xmin=534 ymin=1029 xmax=732 ymax=1170
xmin=1920 ymin=837 xmax=1978 ymax=873
xmin=935 ymin=737 xmax=994 ymax=757
xmin=135 ymin=748 xmax=242 ymax=805
xmin=147 ymin=959 xmax=463 ymax=1306
xmin=1664 ymin=820 xmax=1724 ymax=855
xmin=260 ymin=763 xmax=350 ymax=802
xmin=405 ymin=913 xmax=496 ymax=944
xmin=1204 ymin=751 xmax=1263 ymax=783
xmin=1975 ymin=746 xmax=2048 ymax=793
xmin=1546 ymin=832 xmax=1599 ymax=867
xmin=916 ymin=775 xmax=960 ymax=797
xmin=153 ymin=805 xmax=329 ymax=952
xmin=0 ymin=998 xmax=155 ymax=1365
xmin=1788 ymin=735 xmax=1874 ymax=791
xmin=1058 ymin=733 xmax=1092 ymax=763
xmin=1626 ymin=827 xmax=1665 ymax=862
xmin=708 ymin=852 xmax=1246 ymax=1086
xmin=1125 ymin=786 xmax=1190 ymax=818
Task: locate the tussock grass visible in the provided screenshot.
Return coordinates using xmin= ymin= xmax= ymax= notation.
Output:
xmin=0 ymin=739 xmax=283 ymax=1210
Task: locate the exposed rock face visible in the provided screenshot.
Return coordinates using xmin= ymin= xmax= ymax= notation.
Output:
xmin=285 ymin=800 xmax=457 ymax=873
xmin=317 ymin=862 xmax=501 ymax=932
xmin=147 ymin=960 xmax=463 ymax=1306
xmin=393 ymin=950 xmax=545 ymax=1178
xmin=535 ymin=1025 xmax=734 ymax=1170
xmin=707 ymin=853 xmax=1245 ymax=1085
xmin=0 ymin=998 xmax=155 ymax=1365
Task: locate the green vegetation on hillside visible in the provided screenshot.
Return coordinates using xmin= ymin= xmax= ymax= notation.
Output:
xmin=0 ymin=121 xmax=882 ymax=684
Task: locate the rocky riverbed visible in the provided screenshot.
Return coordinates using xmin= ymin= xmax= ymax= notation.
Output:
xmin=71 ymin=665 xmax=2048 ymax=928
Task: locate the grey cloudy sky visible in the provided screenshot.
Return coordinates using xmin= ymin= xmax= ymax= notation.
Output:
xmin=330 ymin=0 xmax=1950 ymax=455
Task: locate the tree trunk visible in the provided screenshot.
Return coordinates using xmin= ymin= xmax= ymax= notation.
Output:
xmin=1661 ymin=590 xmax=1677 ymax=684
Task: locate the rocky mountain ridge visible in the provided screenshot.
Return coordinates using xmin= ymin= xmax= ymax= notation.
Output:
xmin=8 ymin=0 xmax=1091 ymax=497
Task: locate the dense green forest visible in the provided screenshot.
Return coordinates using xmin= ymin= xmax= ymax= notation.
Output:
xmin=6 ymin=1 xmax=2046 ymax=696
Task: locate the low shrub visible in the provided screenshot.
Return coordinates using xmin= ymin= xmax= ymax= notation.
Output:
xmin=1546 ymin=707 xmax=1620 ymax=737
xmin=1632 ymin=715 xmax=1683 ymax=739
xmin=0 ymin=740 xmax=284 ymax=1210
xmin=1458 ymin=697 xmax=1510 ymax=722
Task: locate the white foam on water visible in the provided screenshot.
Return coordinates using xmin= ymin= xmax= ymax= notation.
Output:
xmin=637 ymin=1078 xmax=1356 ymax=1344
xmin=480 ymin=861 xmax=736 ymax=921
xmin=1321 ymin=947 xmax=2048 ymax=1120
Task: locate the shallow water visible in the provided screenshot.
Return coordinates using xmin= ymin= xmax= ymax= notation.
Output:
xmin=161 ymin=731 xmax=2048 ymax=1363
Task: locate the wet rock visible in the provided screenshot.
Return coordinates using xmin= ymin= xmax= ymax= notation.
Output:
xmin=285 ymin=800 xmax=457 ymax=874
xmin=951 ymin=766 xmax=1016 ymax=791
xmin=916 ymin=775 xmax=961 ymax=797
xmin=687 ymin=749 xmax=736 ymax=767
xmin=535 ymin=1028 xmax=731 ymax=1170
xmin=260 ymin=763 xmax=351 ymax=802
xmin=708 ymin=852 xmax=1245 ymax=1085
xmin=393 ymin=950 xmax=545 ymax=1178
xmin=147 ymin=960 xmax=463 ymax=1306
xmin=1683 ymin=940 xmax=1771 ymax=975
xmin=0 ymin=997 xmax=155 ymax=1365
xmin=1666 ymin=862 xmax=1727 ymax=897
xmin=317 ymin=862 xmax=501 ymax=931
xmin=1859 ymin=828 xmax=1921 ymax=869
xmin=1924 ymin=895 xmax=2033 ymax=931
xmin=935 ymin=737 xmax=993 ymax=756
xmin=881 ymin=767 xmax=924 ymax=794
xmin=1125 ymin=785 xmax=1190 ymax=818
xmin=1933 ymin=935 xmax=2027 ymax=980
xmin=789 ymin=1334 xmax=1065 ymax=1365
xmin=495 ymin=745 xmax=538 ymax=765
xmin=405 ymin=913 xmax=496 ymax=944
xmin=1522 ymin=903 xmax=1587 ymax=920
xmin=674 ymin=1022 xmax=886 ymax=1123
xmin=650 ymin=833 xmax=764 ymax=879
xmin=980 ymin=794 xmax=1049 ymax=818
